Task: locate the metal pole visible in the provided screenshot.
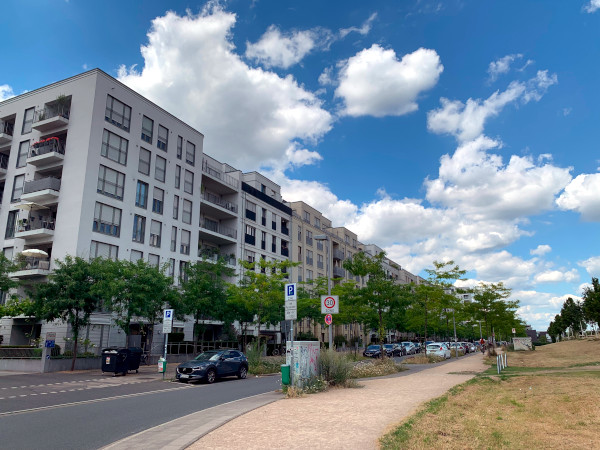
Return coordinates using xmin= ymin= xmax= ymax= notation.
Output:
xmin=452 ymin=309 xmax=457 ymax=358
xmin=290 ymin=319 xmax=294 ymax=386
xmin=479 ymin=321 xmax=482 ymax=340
xmin=327 ymin=241 xmax=333 ymax=349
xmin=162 ymin=333 xmax=168 ymax=380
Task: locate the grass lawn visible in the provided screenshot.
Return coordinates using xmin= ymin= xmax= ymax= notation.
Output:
xmin=380 ymin=339 xmax=600 ymax=449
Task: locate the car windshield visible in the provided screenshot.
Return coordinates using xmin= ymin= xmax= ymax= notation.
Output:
xmin=402 ymin=342 xmax=410 ymax=347
xmin=427 ymin=344 xmax=442 ymax=350
xmin=367 ymin=345 xmax=379 ymax=350
xmin=384 ymin=344 xmax=393 ymax=348
xmin=194 ymin=351 xmax=222 ymax=362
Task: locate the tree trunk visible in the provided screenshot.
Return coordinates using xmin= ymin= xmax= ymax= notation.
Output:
xmin=71 ymin=321 xmax=79 ymax=372
xmin=193 ymin=315 xmax=199 ymax=355
xmin=424 ymin=297 xmax=429 ymax=342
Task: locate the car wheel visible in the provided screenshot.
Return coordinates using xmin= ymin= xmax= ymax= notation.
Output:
xmin=206 ymin=369 xmax=216 ymax=384
xmin=238 ymin=366 xmax=248 ymax=379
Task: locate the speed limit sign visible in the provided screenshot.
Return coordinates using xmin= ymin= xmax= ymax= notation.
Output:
xmin=321 ymin=295 xmax=339 ymax=314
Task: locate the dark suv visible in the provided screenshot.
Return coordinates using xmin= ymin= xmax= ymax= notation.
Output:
xmin=176 ymin=349 xmax=249 ymax=384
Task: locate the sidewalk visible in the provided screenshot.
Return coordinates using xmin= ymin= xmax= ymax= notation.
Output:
xmin=190 ymin=355 xmax=487 ymax=450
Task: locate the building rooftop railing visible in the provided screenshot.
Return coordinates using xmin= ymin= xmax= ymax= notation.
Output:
xmin=202 ymin=161 xmax=239 ymax=189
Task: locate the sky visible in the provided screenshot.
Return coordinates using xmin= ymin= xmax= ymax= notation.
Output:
xmin=1 ymin=0 xmax=599 ymax=331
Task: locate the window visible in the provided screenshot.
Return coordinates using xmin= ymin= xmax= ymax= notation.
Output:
xmin=141 ymin=116 xmax=153 ymax=144
xmin=168 ymin=258 xmax=175 ymax=278
xmin=152 ymin=187 xmax=164 ymax=214
xmin=93 ymin=202 xmax=122 ymax=237
xmin=306 ymin=230 xmax=313 ymax=246
xmin=105 ymin=95 xmax=131 ymax=132
xmin=246 ymin=250 xmax=255 ymax=263
xmin=317 ymin=254 xmax=324 ymax=269
xmin=155 ymin=155 xmax=166 ymax=182
xmin=246 ymin=201 xmax=256 ymax=221
xmin=272 ymin=213 xmax=277 ymax=231
xmin=148 ymin=253 xmax=160 ymax=267
xmin=173 ymin=195 xmax=179 ymax=220
xmin=5 ymin=211 xmax=17 ymax=239
xmin=150 ymin=220 xmax=162 ymax=247
xmin=345 ymin=234 xmax=350 ymax=244
xmin=184 ymin=170 xmax=194 ymax=194
xmin=180 ymin=229 xmax=190 ymax=255
xmin=261 ymin=231 xmax=266 ymax=250
xmin=101 ymin=129 xmax=128 ymax=166
xmin=272 ymin=235 xmax=277 ymax=253
xmin=317 ymin=240 xmax=323 ymax=251
xmin=170 ymin=226 xmax=177 ymax=252
xmin=315 ymin=217 xmax=320 ymax=228
xmin=97 ymin=165 xmax=125 ymax=200
xmin=157 ymin=125 xmax=168 ymax=151
xmin=261 ymin=184 xmax=266 ymax=194
xmin=186 ymin=141 xmax=195 ymax=166
xmin=281 ymin=240 xmax=289 ymax=257
xmin=307 ymin=270 xmax=313 ymax=282
xmin=245 ymin=225 xmax=256 ymax=245
xmin=90 ymin=241 xmax=118 ymax=260
xmin=179 ymin=260 xmax=189 ymax=282
xmin=175 ymin=165 xmax=181 ymax=189
xmin=297 ymin=225 xmax=302 ymax=240
xmin=297 ymin=246 xmax=302 ymax=262
xmin=182 ymin=199 xmax=192 ymax=224
xmin=11 ymin=174 xmax=24 ymax=202
xmin=22 ymin=107 xmax=34 ymax=134
xmin=130 ymin=250 xmax=143 ymax=262
xmin=132 ymin=214 xmax=146 ymax=243
xmin=306 ymin=250 xmax=313 ymax=266
xmin=261 ymin=208 xmax=267 ymax=226
xmin=303 ymin=211 xmax=310 ymax=222
xmin=135 ymin=181 xmax=149 ymax=209
xmin=138 ymin=147 xmax=151 ymax=175
xmin=16 ymin=141 xmax=29 ymax=168
xmin=176 ymin=136 xmax=183 ymax=159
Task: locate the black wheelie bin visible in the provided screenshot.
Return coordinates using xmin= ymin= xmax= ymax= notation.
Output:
xmin=102 ymin=348 xmax=130 ymax=376
xmin=127 ymin=347 xmax=143 ymax=373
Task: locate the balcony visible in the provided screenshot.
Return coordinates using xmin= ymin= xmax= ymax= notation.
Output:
xmin=202 ymin=191 xmax=237 ymax=214
xmin=201 ymin=161 xmax=239 ymax=193
xmin=333 ymin=266 xmax=346 ymax=278
xmin=21 ymin=177 xmax=61 ymax=205
xmin=199 ymin=217 xmax=237 ymax=244
xmin=198 ymin=248 xmax=236 ymax=267
xmin=32 ymin=106 xmax=70 ymax=132
xmin=333 ymin=249 xmax=345 ymax=260
xmin=11 ymin=257 xmax=51 ymax=279
xmin=14 ymin=219 xmax=55 ymax=244
xmin=0 ymin=153 xmax=8 ymax=179
xmin=0 ymin=120 xmax=14 ymax=146
xmin=27 ymin=137 xmax=65 ymax=167
xmin=281 ymin=225 xmax=289 ymax=236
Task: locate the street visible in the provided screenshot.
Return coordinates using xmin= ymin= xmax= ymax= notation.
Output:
xmin=0 ymin=368 xmax=280 ymax=449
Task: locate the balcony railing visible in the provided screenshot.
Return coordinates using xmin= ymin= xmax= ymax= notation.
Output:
xmin=198 ymin=248 xmax=236 ymax=266
xmin=1 ymin=120 xmax=14 ymax=136
xmin=306 ymin=237 xmax=313 ymax=246
xmin=202 ymin=161 xmax=239 ymax=189
xmin=23 ymin=177 xmax=61 ymax=194
xmin=333 ymin=249 xmax=345 ymax=260
xmin=0 ymin=154 xmax=8 ymax=170
xmin=17 ymin=216 xmax=55 ymax=234
xmin=200 ymin=218 xmax=237 ymax=239
xmin=33 ymin=105 xmax=70 ymax=123
xmin=202 ymin=191 xmax=238 ymax=213
xmin=281 ymin=225 xmax=289 ymax=236
xmin=14 ymin=257 xmax=51 ymax=272
xmin=29 ymin=137 xmax=66 ymax=158
xmin=333 ymin=266 xmax=346 ymax=278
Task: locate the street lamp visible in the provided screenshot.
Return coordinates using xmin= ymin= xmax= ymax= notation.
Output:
xmin=314 ymin=234 xmax=333 ymax=348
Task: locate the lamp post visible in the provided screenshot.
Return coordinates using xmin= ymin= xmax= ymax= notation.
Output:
xmin=314 ymin=234 xmax=332 ymax=348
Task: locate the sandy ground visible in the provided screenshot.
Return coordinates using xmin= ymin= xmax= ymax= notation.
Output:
xmin=190 ymin=355 xmax=487 ymax=450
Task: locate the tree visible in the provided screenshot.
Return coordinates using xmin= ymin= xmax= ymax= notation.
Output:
xmin=31 ymin=256 xmax=101 ymax=371
xmin=467 ymin=282 xmax=512 ymax=340
xmin=582 ymin=278 xmax=600 ymax=327
xmin=560 ymin=297 xmax=585 ymax=336
xmin=179 ymin=256 xmax=234 ymax=353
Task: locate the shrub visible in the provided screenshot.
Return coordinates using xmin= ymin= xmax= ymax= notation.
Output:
xmin=334 ymin=335 xmax=348 ymax=347
xmin=296 ymin=332 xmax=318 ymax=341
xmin=350 ymin=358 xmax=404 ymax=378
xmin=319 ymin=349 xmax=352 ymax=386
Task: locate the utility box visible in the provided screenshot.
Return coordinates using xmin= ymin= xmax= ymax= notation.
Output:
xmin=513 ymin=337 xmax=533 ymax=351
xmin=281 ymin=364 xmax=291 ymax=385
xmin=158 ymin=357 xmax=167 ymax=373
xmin=286 ymin=341 xmax=320 ymax=387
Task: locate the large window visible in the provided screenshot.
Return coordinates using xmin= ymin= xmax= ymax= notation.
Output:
xmin=141 ymin=116 xmax=153 ymax=144
xmin=155 ymin=155 xmax=166 ymax=182
xmin=90 ymin=241 xmax=119 ymax=260
xmin=11 ymin=174 xmax=24 ymax=202
xmin=184 ymin=170 xmax=194 ymax=194
xmin=157 ymin=125 xmax=168 ymax=151
xmin=132 ymin=215 xmax=146 ymax=243
xmin=5 ymin=211 xmax=17 ymax=239
xmin=180 ymin=229 xmax=190 ymax=255
xmin=182 ymin=199 xmax=192 ymax=224
xmin=135 ymin=180 xmax=149 ymax=209
xmin=101 ymin=129 xmax=128 ymax=166
xmin=173 ymin=195 xmax=179 ymax=220
xmin=245 ymin=225 xmax=256 ymax=245
xmin=175 ymin=165 xmax=181 ymax=189
xmin=93 ymin=202 xmax=122 ymax=237
xmin=130 ymin=250 xmax=143 ymax=262
xmin=138 ymin=147 xmax=151 ymax=175
xmin=105 ymin=95 xmax=131 ymax=132
xmin=22 ymin=107 xmax=34 ymax=134
xmin=152 ymin=187 xmax=164 ymax=214
xmin=306 ymin=250 xmax=313 ymax=266
xmin=185 ymin=141 xmax=195 ymax=166
xmin=177 ymin=136 xmax=183 ymax=159
xmin=150 ymin=220 xmax=162 ymax=248
xmin=148 ymin=254 xmax=160 ymax=267
xmin=97 ymin=165 xmax=125 ymax=200
xmin=170 ymin=226 xmax=177 ymax=252
xmin=16 ymin=141 xmax=29 ymax=168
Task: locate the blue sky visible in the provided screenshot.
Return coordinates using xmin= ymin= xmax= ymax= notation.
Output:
xmin=2 ymin=0 xmax=600 ymax=330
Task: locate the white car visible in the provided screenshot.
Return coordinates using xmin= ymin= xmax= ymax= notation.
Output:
xmin=426 ymin=342 xmax=451 ymax=359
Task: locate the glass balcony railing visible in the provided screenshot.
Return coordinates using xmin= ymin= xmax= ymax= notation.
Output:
xmin=23 ymin=177 xmax=61 ymax=194
xmin=202 ymin=191 xmax=238 ymax=213
xmin=201 ymin=161 xmax=239 ymax=189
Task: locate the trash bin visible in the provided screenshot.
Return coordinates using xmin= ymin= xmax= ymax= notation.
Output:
xmin=102 ymin=348 xmax=130 ymax=376
xmin=281 ymin=364 xmax=290 ymax=386
xmin=128 ymin=347 xmax=143 ymax=373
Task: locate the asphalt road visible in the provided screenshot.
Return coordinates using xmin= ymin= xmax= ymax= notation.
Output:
xmin=0 ymin=369 xmax=280 ymax=449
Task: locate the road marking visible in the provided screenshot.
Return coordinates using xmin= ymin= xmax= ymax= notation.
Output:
xmin=0 ymin=385 xmax=192 ymax=416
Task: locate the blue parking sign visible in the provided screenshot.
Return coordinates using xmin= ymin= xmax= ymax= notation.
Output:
xmin=285 ymin=283 xmax=297 ymax=301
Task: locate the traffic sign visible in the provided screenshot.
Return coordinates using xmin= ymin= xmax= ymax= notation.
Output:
xmin=163 ymin=309 xmax=174 ymax=334
xmin=512 ymin=328 xmax=516 ymax=334
xmin=321 ymin=295 xmax=339 ymax=314
xmin=325 ymin=314 xmax=332 ymax=325
xmin=285 ymin=307 xmax=297 ymax=321
xmin=285 ymin=283 xmax=297 ymax=301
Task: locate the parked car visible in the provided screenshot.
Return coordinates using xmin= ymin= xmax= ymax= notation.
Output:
xmin=383 ymin=344 xmax=401 ymax=357
xmin=363 ymin=345 xmax=382 ymax=358
xmin=467 ymin=342 xmax=476 ymax=353
xmin=401 ymin=342 xmax=417 ymax=355
xmin=176 ymin=349 xmax=248 ymax=384
xmin=412 ymin=343 xmax=422 ymax=353
xmin=426 ymin=342 xmax=451 ymax=359
xmin=392 ymin=343 xmax=407 ymax=356
xmin=450 ymin=343 xmax=466 ymax=356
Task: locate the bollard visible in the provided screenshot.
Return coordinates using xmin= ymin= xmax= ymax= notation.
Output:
xmin=497 ymin=355 xmax=500 ymax=374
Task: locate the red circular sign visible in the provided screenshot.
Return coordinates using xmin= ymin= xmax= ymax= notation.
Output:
xmin=325 ymin=314 xmax=333 ymax=325
xmin=324 ymin=297 xmax=336 ymax=309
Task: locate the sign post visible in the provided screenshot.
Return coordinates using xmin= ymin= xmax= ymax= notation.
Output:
xmin=321 ymin=295 xmax=339 ymax=348
xmin=162 ymin=309 xmax=173 ymax=380
xmin=285 ymin=283 xmax=297 ymax=385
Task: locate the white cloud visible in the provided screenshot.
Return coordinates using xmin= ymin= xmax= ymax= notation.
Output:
xmin=0 ymin=84 xmax=14 ymax=101
xmin=534 ymin=269 xmax=579 ymax=284
xmin=584 ymin=0 xmax=600 ymax=13
xmin=578 ymin=256 xmax=600 ymax=277
xmin=318 ymin=66 xmax=334 ymax=86
xmin=531 ymin=245 xmax=551 ymax=256
xmin=117 ymin=6 xmax=333 ymax=171
xmin=427 ymin=71 xmax=557 ymax=142
xmin=339 ymin=12 xmax=377 ymax=38
xmin=488 ymin=53 xmax=522 ymax=82
xmin=335 ymin=45 xmax=443 ymax=117
xmin=556 ymin=173 xmax=600 ymax=221
xmin=562 ymin=107 xmax=572 ymax=116
xmin=245 ymin=25 xmax=333 ymax=69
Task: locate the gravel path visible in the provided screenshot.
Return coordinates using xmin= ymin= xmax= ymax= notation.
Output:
xmin=190 ymin=354 xmax=487 ymax=450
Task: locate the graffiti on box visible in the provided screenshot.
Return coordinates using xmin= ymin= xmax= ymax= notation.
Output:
xmin=286 ymin=340 xmax=320 ymax=386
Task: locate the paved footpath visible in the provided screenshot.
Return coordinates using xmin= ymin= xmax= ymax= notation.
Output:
xmin=190 ymin=354 xmax=487 ymax=450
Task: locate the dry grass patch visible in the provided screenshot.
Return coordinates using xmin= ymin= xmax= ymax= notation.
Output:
xmin=350 ymin=358 xmax=405 ymax=378
xmin=506 ymin=339 xmax=600 ymax=368
xmin=404 ymin=355 xmax=444 ymax=364
xmin=380 ymin=373 xmax=600 ymax=449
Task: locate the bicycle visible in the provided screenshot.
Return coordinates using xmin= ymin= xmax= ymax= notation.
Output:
xmin=140 ymin=352 xmax=150 ymax=365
